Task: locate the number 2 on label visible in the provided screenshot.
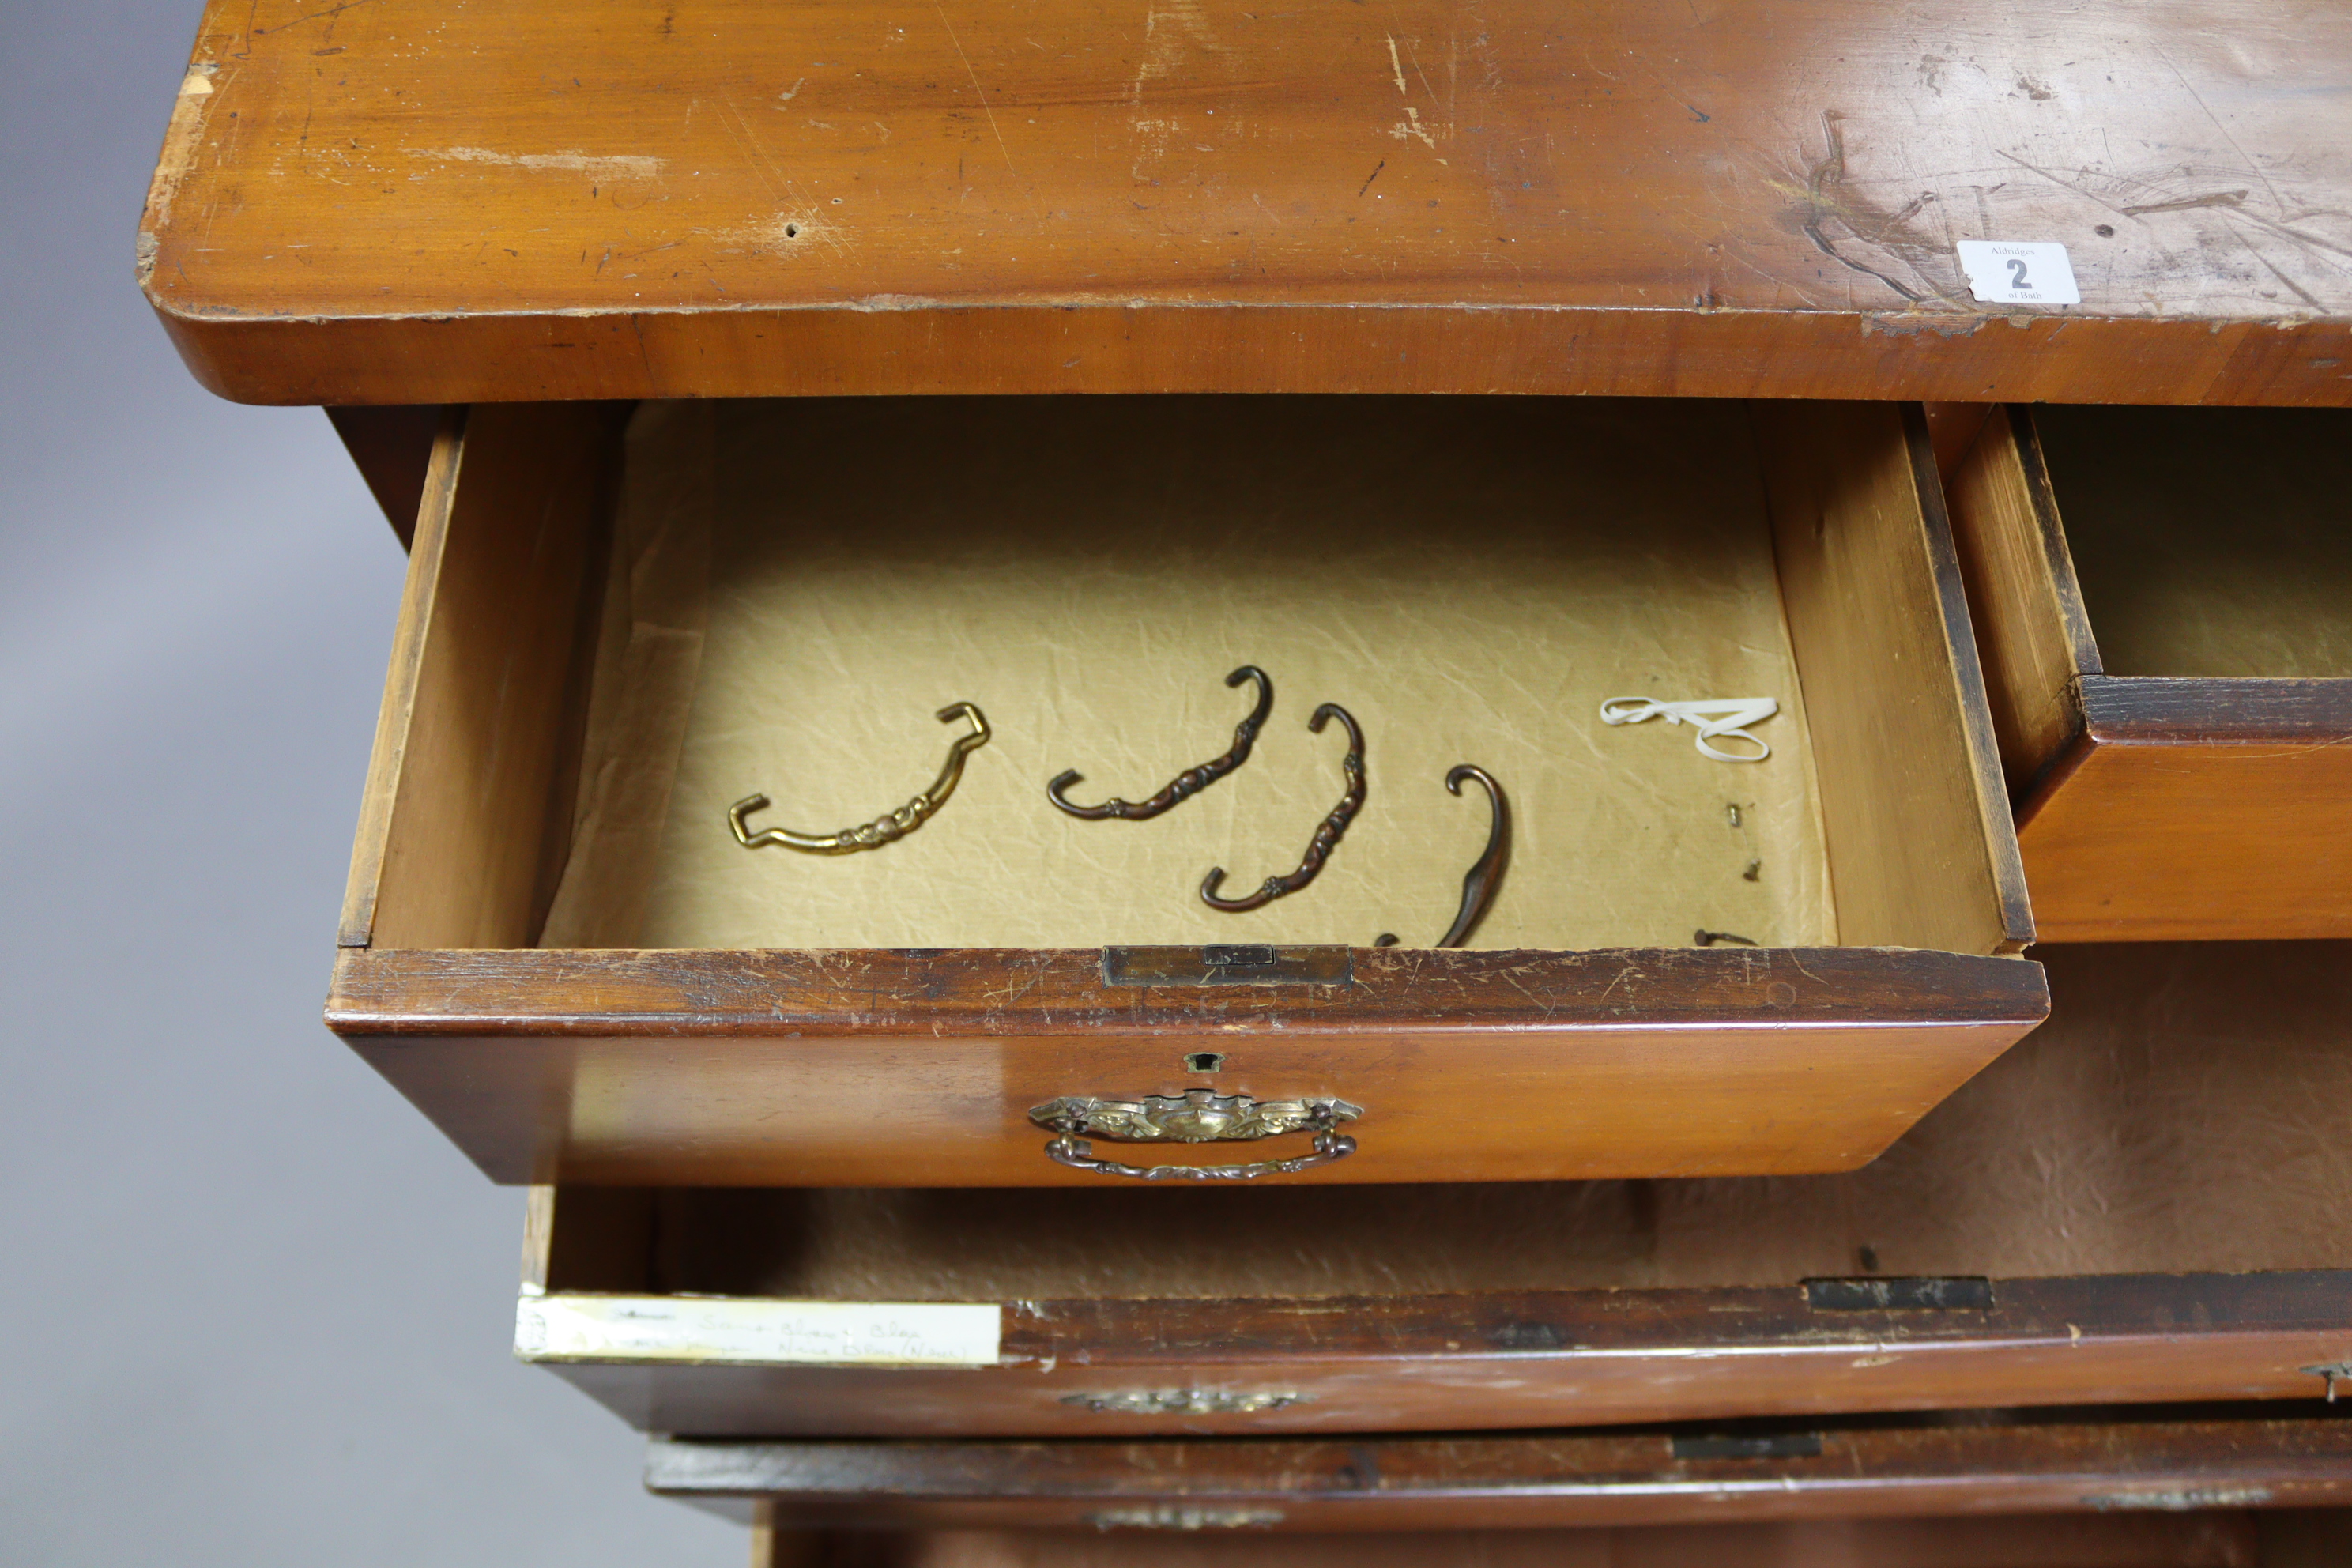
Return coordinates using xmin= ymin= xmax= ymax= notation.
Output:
xmin=2006 ymin=258 xmax=2031 ymax=289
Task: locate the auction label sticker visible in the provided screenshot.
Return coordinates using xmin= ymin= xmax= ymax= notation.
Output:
xmin=516 ymin=1294 xmax=1001 ymax=1366
xmin=1956 ymin=241 xmax=2080 ymax=306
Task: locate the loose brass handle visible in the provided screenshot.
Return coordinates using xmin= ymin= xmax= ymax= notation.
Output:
xmin=729 ymin=702 xmax=989 ymax=854
xmin=1028 ymin=1089 xmax=1363 ymax=1182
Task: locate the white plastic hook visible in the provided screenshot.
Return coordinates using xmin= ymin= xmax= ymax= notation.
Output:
xmin=1600 ymin=696 xmax=1780 ymax=763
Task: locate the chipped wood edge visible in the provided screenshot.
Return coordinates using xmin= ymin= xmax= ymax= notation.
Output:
xmin=134 ymin=61 xmax=224 ymax=294
xmin=337 ymin=407 xmax=467 ymax=948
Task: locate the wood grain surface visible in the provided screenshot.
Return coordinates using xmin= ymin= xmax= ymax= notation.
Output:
xmin=140 ymin=0 xmax=2352 ymax=405
xmin=341 ymin=402 xmax=623 ymax=951
xmin=1755 ymin=401 xmax=2030 ymax=955
xmin=1941 ymin=405 xmax=2099 ymax=790
xmin=2018 ymin=680 xmax=2352 ymax=942
xmin=646 ymin=1413 xmax=2352 ymax=1531
xmin=332 ymin=944 xmax=2046 ymax=1185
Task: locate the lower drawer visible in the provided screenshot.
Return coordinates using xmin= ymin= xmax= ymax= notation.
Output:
xmin=518 ymin=942 xmax=2352 ymax=1438
xmin=331 ymin=394 xmax=2040 ymax=1186
xmin=650 ymin=1408 xmax=2352 ymax=1533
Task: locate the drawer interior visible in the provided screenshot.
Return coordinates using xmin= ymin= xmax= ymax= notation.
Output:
xmin=2033 ymin=405 xmax=2352 ymax=680
xmin=354 ymin=395 xmax=2025 ymax=960
xmin=539 ymin=940 xmax=2350 ymax=1298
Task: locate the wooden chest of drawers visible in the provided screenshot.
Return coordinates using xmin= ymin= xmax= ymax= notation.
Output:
xmin=134 ymin=0 xmax=2352 ymax=1548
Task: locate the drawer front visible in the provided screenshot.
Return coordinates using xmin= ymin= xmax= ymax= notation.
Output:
xmin=2018 ymin=680 xmax=2352 ymax=944
xmin=526 ymin=1271 xmax=2352 ymax=1440
xmin=336 ymin=944 xmax=2044 ymax=1185
xmin=1944 ymin=404 xmax=2352 ymax=942
xmin=649 ymin=1414 xmax=2352 ymax=1532
xmin=330 ymin=398 xmax=2039 ymax=1185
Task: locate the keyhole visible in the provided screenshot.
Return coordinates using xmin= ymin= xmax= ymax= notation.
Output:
xmin=2006 ymin=257 xmax=2031 ymax=289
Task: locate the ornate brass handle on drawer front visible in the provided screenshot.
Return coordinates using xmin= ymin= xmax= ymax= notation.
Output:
xmin=1027 ymin=1089 xmax=1362 ymax=1181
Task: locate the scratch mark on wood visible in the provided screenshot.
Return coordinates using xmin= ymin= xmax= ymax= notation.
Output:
xmin=253 ymin=0 xmax=374 ymax=36
xmin=424 ymin=146 xmax=668 ymax=179
xmin=2252 ymin=249 xmax=2326 ymax=312
xmin=1788 ymin=111 xmax=1967 ymax=308
xmin=2120 ymin=190 xmax=2248 ymax=217
xmin=937 ymin=6 xmax=1027 ymax=198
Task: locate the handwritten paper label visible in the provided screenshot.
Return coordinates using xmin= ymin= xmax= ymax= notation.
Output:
xmin=516 ymin=1294 xmax=1001 ymax=1366
xmin=1956 ymin=241 xmax=2080 ymax=306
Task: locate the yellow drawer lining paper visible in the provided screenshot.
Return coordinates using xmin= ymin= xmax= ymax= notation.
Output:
xmin=541 ymin=397 xmax=1831 ymax=952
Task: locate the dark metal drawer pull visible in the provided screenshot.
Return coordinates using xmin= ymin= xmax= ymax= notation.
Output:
xmin=1048 ymin=665 xmax=1272 ymax=820
xmin=1200 ymin=703 xmax=1366 ymax=912
xmin=1029 ymin=1089 xmax=1362 ymax=1181
xmin=1375 ymin=763 xmax=1510 ymax=948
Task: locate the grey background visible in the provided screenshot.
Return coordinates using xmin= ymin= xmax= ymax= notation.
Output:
xmin=2 ymin=1 xmax=737 ymax=1560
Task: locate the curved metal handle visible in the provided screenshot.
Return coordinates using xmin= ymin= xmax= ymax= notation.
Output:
xmin=1048 ymin=665 xmax=1273 ymax=820
xmin=1043 ymin=1128 xmax=1357 ymax=1181
xmin=729 ymin=702 xmax=990 ymax=854
xmin=1375 ymin=763 xmax=1510 ymax=948
xmin=1200 ymin=702 xmax=1366 ymax=913
xmin=1030 ymin=1089 xmax=1363 ymax=1182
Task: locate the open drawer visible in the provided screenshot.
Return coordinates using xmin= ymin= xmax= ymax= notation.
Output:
xmin=1942 ymin=404 xmax=2352 ymax=942
xmin=328 ymin=395 xmax=2041 ymax=1186
xmin=516 ymin=942 xmax=2352 ymax=1439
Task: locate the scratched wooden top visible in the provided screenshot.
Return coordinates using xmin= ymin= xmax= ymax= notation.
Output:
xmin=140 ymin=0 xmax=2352 ymax=405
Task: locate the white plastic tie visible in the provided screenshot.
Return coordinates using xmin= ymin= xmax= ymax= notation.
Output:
xmin=1600 ymin=696 xmax=1779 ymax=763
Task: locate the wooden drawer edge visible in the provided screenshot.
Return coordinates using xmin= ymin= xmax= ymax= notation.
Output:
xmin=326 ymin=944 xmax=2051 ymax=1037
xmin=644 ymin=1412 xmax=2352 ymax=1530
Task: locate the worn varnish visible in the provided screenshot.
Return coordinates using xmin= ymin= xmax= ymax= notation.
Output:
xmin=646 ymin=1411 xmax=2352 ymax=1531
xmin=141 ymin=1 xmax=2352 ymax=405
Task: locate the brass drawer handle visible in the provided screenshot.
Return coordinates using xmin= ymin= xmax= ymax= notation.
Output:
xmin=1087 ymin=1506 xmax=1285 ymax=1531
xmin=1028 ymin=1089 xmax=1363 ymax=1182
xmin=1062 ymin=1389 xmax=1310 ymax=1415
xmin=728 ymin=701 xmax=989 ymax=854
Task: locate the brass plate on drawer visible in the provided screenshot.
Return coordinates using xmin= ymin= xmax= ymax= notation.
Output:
xmin=1102 ymin=945 xmax=1352 ymax=988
